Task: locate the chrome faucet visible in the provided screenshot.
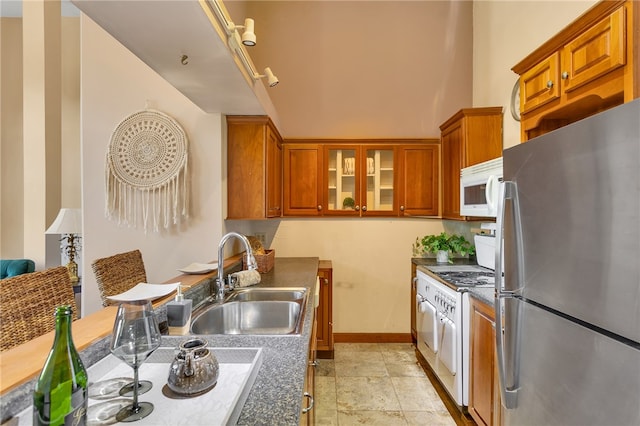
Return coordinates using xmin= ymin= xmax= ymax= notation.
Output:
xmin=216 ymin=232 xmax=257 ymax=302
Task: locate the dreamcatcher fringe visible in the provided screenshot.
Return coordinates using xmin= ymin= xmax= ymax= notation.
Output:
xmin=105 ymin=158 xmax=188 ymax=234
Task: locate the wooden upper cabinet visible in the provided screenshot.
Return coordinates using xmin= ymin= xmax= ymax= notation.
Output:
xmin=227 ymin=116 xmax=283 ymax=219
xmin=562 ymin=7 xmax=626 ymax=93
xmin=266 ymin=129 xmax=283 ymax=217
xmin=439 ymin=108 xmax=503 ymax=221
xmin=283 ymin=144 xmax=323 ymax=216
xmin=283 ymin=140 xmax=439 ymax=218
xmin=323 ymin=144 xmax=398 ymax=217
xmin=521 ymin=52 xmax=561 ymax=114
xmin=514 ymin=0 xmax=638 ymax=141
xmin=398 ymin=143 xmax=439 ymax=217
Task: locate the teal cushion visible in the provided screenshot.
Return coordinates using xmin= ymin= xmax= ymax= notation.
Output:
xmin=0 ymin=259 xmax=36 ymax=279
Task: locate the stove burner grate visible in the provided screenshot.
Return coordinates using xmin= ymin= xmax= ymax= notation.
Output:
xmin=427 ymin=268 xmax=495 ymax=287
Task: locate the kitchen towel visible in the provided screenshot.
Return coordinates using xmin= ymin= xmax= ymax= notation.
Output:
xmin=231 ymin=270 xmax=261 ymax=287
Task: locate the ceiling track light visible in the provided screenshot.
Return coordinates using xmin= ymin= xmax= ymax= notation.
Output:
xmin=228 ymin=18 xmax=256 ymax=47
xmin=254 ymin=67 xmax=279 ymax=87
xmin=204 ymin=0 xmax=279 ymax=87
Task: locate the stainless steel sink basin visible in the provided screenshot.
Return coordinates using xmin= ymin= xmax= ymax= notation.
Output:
xmin=224 ymin=287 xmax=307 ymax=303
xmin=190 ymin=287 xmax=308 ymax=335
xmin=191 ymin=299 xmax=306 ymax=335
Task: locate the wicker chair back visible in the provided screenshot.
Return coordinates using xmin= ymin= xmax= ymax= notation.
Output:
xmin=92 ymin=249 xmax=147 ymax=307
xmin=0 ymin=266 xmax=77 ymax=352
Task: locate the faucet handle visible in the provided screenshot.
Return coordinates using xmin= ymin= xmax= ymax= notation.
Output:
xmin=226 ymin=274 xmax=237 ymax=291
xmin=244 ymin=253 xmax=258 ymax=270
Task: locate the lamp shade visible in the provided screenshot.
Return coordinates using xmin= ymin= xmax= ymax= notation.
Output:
xmin=45 ymin=208 xmax=82 ymax=234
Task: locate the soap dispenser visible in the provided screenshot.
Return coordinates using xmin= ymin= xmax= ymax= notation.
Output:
xmin=166 ymin=285 xmax=192 ymax=336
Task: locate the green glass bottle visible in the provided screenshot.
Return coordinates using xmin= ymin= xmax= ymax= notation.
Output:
xmin=33 ymin=305 xmax=88 ymax=426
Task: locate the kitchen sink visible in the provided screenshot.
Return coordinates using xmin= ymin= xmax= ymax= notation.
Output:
xmin=224 ymin=287 xmax=307 ymax=303
xmin=190 ymin=299 xmax=305 ymax=335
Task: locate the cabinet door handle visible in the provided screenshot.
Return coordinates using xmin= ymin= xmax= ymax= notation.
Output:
xmin=362 ymin=205 xmax=367 ymax=212
xmin=317 ymin=205 xmax=323 ymax=211
xmin=561 ymin=71 xmax=569 ymax=80
xmin=309 ymin=360 xmax=319 ymax=368
xmin=400 ymin=205 xmax=405 ymax=211
xmin=355 ymin=205 xmax=360 ymax=211
xmin=546 ymin=80 xmax=554 ymax=88
xmin=302 ymin=392 xmax=314 ymax=414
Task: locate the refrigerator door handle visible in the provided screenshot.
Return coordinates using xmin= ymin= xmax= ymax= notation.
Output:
xmin=495 ymin=181 xmax=506 ymax=293
xmin=495 ymin=294 xmax=519 ymax=408
xmin=495 ymin=181 xmax=525 ymax=293
xmin=495 ymin=180 xmax=523 ymax=409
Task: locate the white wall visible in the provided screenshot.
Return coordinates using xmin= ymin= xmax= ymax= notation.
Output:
xmin=79 ymin=16 xmax=224 ymax=315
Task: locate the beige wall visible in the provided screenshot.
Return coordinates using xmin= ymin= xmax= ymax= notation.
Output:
xmin=61 ymin=17 xmax=81 ymax=209
xmin=225 ymin=0 xmax=476 ymax=334
xmin=2 ymin=1 xmax=598 ymax=324
xmin=1 ymin=18 xmax=24 ymax=258
xmin=231 ymin=0 xmax=473 ymax=138
xmin=0 ymin=8 xmax=81 ymax=269
xmin=473 ymin=0 xmax=598 ymax=148
xmin=230 ymin=1 xmax=597 ymax=334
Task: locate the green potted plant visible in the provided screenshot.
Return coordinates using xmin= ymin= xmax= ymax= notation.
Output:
xmin=342 ymin=196 xmax=356 ymax=210
xmin=412 ymin=232 xmax=475 ymax=263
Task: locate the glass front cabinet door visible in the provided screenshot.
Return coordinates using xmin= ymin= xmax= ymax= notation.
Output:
xmin=324 ymin=145 xmax=397 ymax=216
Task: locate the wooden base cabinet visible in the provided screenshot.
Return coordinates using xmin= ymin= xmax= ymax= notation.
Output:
xmin=469 ymin=297 xmax=501 ymax=426
xmin=439 ymin=108 xmax=503 ymax=220
xmin=227 ymin=116 xmax=282 ymax=219
xmin=317 ymin=261 xmax=334 ymax=358
xmin=513 ymin=0 xmax=638 ymax=141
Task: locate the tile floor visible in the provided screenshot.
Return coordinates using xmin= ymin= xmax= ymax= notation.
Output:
xmin=314 ymin=343 xmax=456 ymax=425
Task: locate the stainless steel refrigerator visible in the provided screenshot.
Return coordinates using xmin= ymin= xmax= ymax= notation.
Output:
xmin=495 ymin=99 xmax=640 ymax=425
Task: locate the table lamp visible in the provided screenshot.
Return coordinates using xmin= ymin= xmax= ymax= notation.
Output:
xmin=46 ymin=208 xmax=82 ymax=284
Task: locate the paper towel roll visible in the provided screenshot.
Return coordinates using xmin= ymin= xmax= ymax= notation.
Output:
xmin=232 ymin=270 xmax=261 ymax=288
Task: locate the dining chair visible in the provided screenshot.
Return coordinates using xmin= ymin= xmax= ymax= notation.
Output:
xmin=0 ymin=266 xmax=77 ymax=352
xmin=92 ymin=249 xmax=147 ymax=306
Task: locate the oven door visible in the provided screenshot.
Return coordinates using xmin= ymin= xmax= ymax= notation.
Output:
xmin=417 ymin=297 xmax=438 ymax=354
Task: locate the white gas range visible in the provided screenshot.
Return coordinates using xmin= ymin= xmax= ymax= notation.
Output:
xmin=415 ymin=263 xmax=494 ymax=409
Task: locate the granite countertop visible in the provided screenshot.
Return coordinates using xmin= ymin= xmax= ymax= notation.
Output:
xmin=468 ymin=286 xmax=494 ymax=306
xmin=185 ymin=256 xmax=321 ymax=425
xmin=2 ymin=257 xmax=320 ymax=425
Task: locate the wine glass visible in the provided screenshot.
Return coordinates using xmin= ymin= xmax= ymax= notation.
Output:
xmin=109 ymin=300 xmax=161 ymax=422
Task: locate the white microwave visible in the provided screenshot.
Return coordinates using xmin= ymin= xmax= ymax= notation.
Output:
xmin=460 ymin=157 xmax=503 ymax=217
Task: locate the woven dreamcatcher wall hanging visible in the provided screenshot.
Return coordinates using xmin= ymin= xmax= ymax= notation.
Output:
xmin=105 ymin=109 xmax=188 ymax=233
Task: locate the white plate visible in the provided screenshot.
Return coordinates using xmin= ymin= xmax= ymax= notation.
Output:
xmin=177 ymin=262 xmax=218 ymax=274
xmin=106 ymin=283 xmax=180 ymax=302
